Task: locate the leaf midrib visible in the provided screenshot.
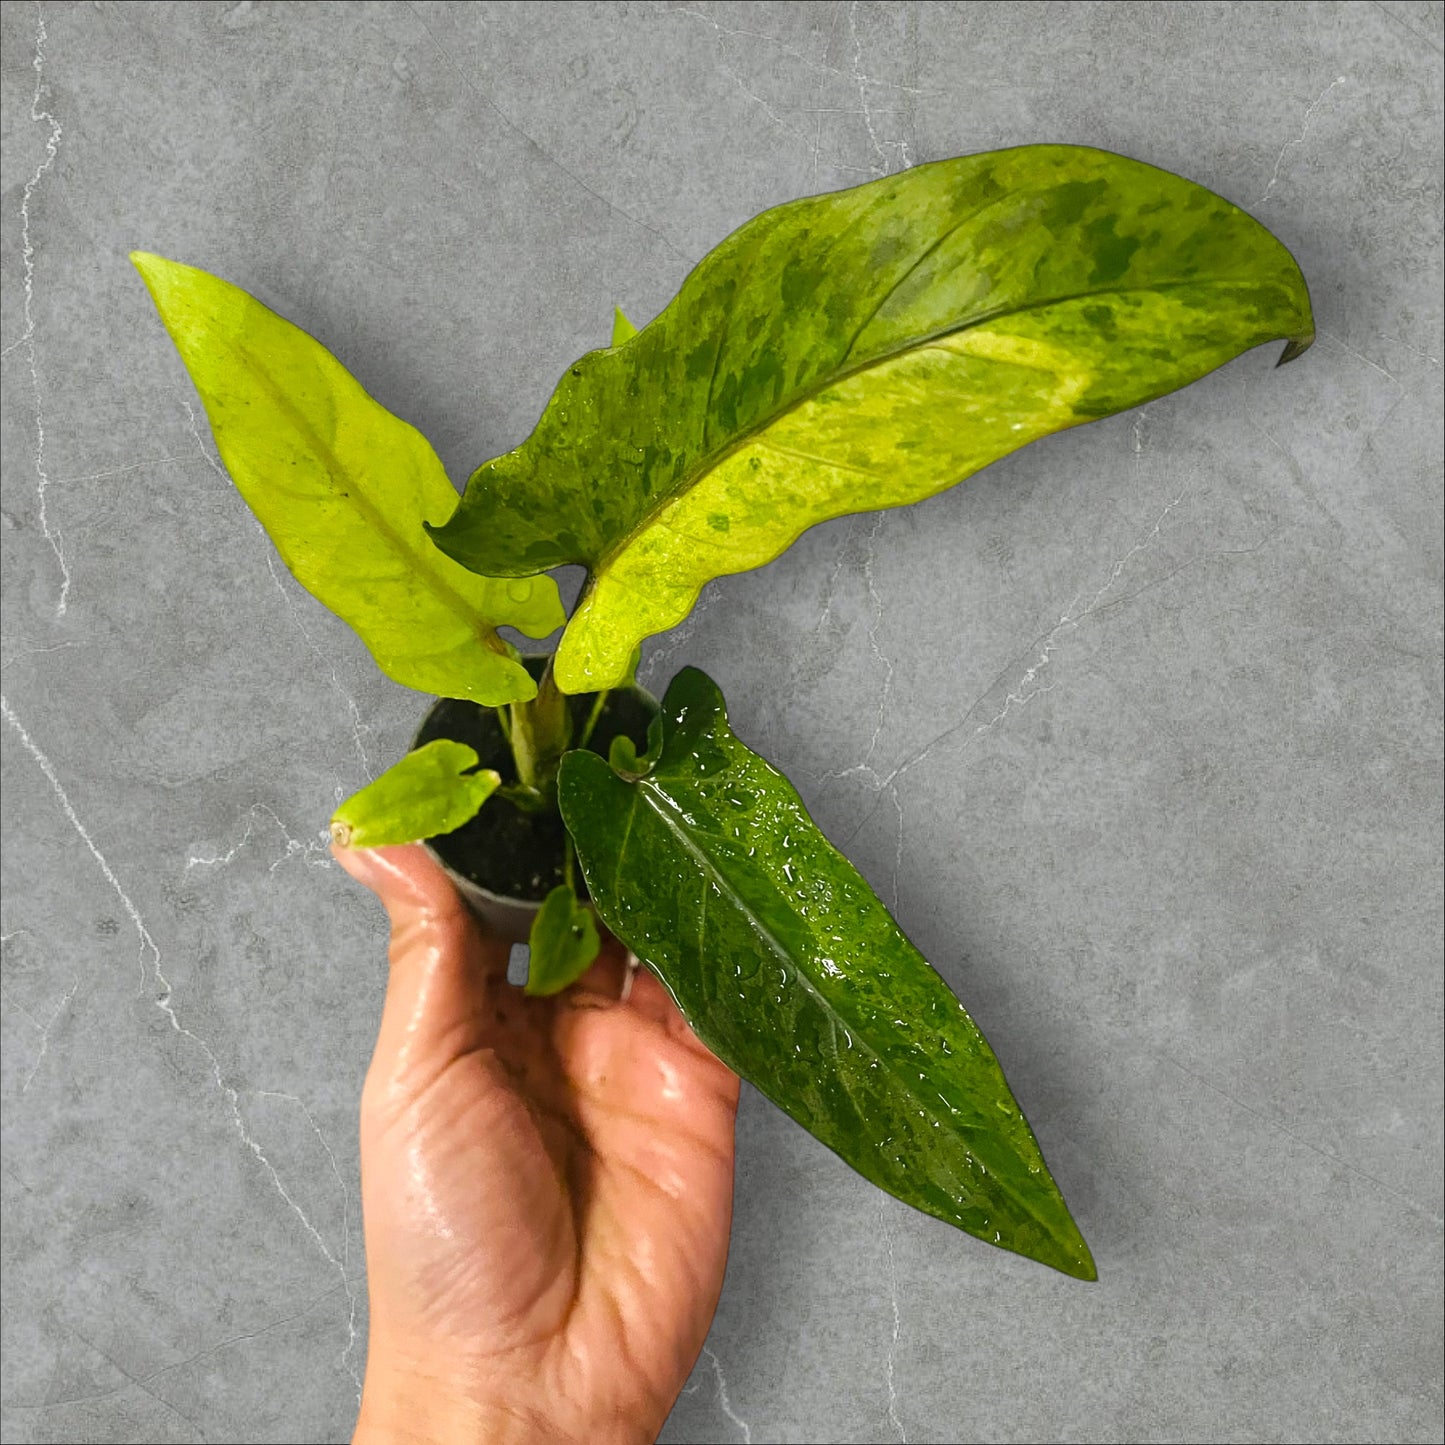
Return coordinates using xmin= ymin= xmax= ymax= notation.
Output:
xmin=631 ymin=767 xmax=1047 ymax=1218
xmin=583 ymin=274 xmax=1280 ymax=584
xmin=233 ymin=338 xmax=508 ymax=662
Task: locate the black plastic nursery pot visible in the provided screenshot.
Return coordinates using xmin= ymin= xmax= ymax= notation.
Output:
xmin=412 ymin=656 xmax=658 ymax=943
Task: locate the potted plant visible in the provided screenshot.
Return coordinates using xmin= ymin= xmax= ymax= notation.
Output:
xmin=133 ymin=144 xmax=1312 ymax=1283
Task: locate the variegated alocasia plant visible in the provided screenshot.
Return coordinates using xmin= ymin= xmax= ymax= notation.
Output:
xmin=135 ymin=144 xmax=1313 ymax=1281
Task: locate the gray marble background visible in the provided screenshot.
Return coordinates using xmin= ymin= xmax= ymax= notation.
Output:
xmin=2 ymin=2 xmax=1441 ymax=1442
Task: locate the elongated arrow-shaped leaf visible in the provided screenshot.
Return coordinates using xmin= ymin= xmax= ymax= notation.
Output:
xmin=330 ymin=740 xmax=500 ymax=848
xmin=132 ymin=253 xmax=564 ymax=705
xmin=559 ymin=667 xmax=1095 ymax=1278
xmin=430 ymin=145 xmax=1313 ymax=693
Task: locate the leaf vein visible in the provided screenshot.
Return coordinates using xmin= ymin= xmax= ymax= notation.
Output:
xmin=632 ymin=780 xmax=998 ymax=1139
xmin=753 ymin=437 xmax=889 ymax=479
xmin=232 ymin=341 xmax=508 ymax=664
xmin=586 ymin=276 xmax=1287 ymax=592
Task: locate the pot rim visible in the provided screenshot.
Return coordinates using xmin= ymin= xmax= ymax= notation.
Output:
xmin=421 ymin=840 xmax=546 ymax=915
xmin=412 ymin=662 xmax=658 ymax=920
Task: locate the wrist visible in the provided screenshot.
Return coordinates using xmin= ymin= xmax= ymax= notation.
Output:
xmin=354 ymin=1352 xmax=559 ymax=1445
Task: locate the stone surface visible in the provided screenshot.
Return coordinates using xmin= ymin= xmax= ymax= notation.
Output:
xmin=2 ymin=2 xmax=1441 ymax=1441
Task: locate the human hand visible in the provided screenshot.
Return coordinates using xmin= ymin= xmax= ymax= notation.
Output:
xmin=335 ymin=844 xmax=741 ymax=1445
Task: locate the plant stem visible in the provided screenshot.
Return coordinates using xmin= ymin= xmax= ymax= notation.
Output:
xmin=506 ymin=654 xmax=572 ymax=803
xmin=577 ymin=688 xmax=610 ymax=750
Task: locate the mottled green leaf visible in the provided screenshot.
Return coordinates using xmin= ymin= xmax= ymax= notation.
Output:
xmin=330 ymin=740 xmax=500 ymax=849
xmin=132 ymin=252 xmax=564 ymax=705
xmin=559 ymin=667 xmax=1095 ymax=1278
xmin=430 ymin=145 xmax=1313 ymax=693
xmin=524 ymin=884 xmax=602 ymax=996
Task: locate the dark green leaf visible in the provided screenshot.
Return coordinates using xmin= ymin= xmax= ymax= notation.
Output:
xmin=331 ymin=740 xmax=500 ymax=848
xmin=132 ymin=253 xmax=564 ymax=705
xmin=559 ymin=667 xmax=1096 ymax=1278
xmin=429 ymin=145 xmax=1313 ymax=693
xmin=525 ymin=884 xmax=601 ymax=996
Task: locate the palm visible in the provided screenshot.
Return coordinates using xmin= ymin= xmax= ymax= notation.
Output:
xmin=345 ymin=844 xmax=740 ymax=1443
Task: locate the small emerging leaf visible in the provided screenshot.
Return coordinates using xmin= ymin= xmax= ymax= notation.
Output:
xmin=430 ymin=146 xmax=1314 ymax=691
xmin=610 ymin=306 xmax=639 ymax=347
xmin=607 ymin=711 xmax=663 ymax=776
xmin=331 ymin=740 xmax=499 ymax=848
xmin=132 ymin=252 xmax=564 ymax=705
xmin=559 ymin=667 xmax=1096 ymax=1279
xmin=524 ymin=884 xmax=601 ymax=996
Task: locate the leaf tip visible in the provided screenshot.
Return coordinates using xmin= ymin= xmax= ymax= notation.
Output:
xmin=1275 ymin=333 xmax=1315 ymax=367
xmin=610 ymin=305 xmax=639 ymax=347
xmin=129 ymin=250 xmax=169 ymax=299
xmin=1036 ymin=1212 xmax=1097 ymax=1281
xmin=329 ymin=818 xmax=353 ymax=848
xmin=129 ymin=250 xmax=185 ymax=294
xmin=1063 ymin=1239 xmax=1098 ymax=1282
xmin=420 ymin=514 xmax=450 ymax=549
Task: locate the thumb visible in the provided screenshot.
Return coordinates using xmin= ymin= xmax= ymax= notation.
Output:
xmin=334 ymin=842 xmax=511 ymax=1103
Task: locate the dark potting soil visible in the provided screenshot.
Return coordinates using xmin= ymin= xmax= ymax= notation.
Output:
xmin=413 ymin=674 xmax=657 ymax=904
